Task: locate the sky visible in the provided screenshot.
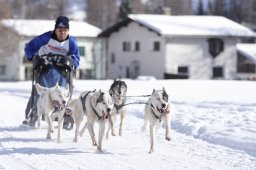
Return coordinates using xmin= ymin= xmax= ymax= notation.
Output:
xmin=0 ymin=79 xmax=256 ymax=170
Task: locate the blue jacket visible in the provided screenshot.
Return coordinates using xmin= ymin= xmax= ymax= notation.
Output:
xmin=25 ymin=31 xmax=80 ymax=69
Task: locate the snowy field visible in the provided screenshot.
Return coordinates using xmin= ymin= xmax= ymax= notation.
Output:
xmin=0 ymin=79 xmax=256 ymax=170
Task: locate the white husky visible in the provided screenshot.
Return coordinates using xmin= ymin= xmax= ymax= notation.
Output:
xmin=67 ymin=91 xmax=92 ymax=143
xmin=106 ymin=80 xmax=127 ymax=139
xmin=35 ymin=83 xmax=70 ymax=143
xmin=69 ymin=90 xmax=113 ymax=152
xmin=141 ymin=88 xmax=172 ymax=153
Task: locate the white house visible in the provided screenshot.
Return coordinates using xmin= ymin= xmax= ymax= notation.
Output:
xmin=0 ymin=19 xmax=101 ymax=81
xmin=99 ymin=14 xmax=256 ymax=80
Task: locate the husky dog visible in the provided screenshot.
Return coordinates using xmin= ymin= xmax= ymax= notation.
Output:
xmin=141 ymin=87 xmax=171 ymax=153
xmin=35 ymin=83 xmax=70 ymax=143
xmin=78 ymin=90 xmax=113 ymax=152
xmin=67 ymin=91 xmax=93 ymax=143
xmin=106 ymin=79 xmax=127 ymax=139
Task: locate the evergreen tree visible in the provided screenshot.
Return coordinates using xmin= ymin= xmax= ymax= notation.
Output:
xmin=206 ymin=0 xmax=213 ymax=15
xmin=118 ymin=0 xmax=132 ymax=21
xmin=197 ymin=0 xmax=204 ymax=15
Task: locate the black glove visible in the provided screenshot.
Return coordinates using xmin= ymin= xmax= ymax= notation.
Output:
xmin=32 ymin=56 xmax=46 ymax=70
xmin=58 ymin=56 xmax=75 ymax=71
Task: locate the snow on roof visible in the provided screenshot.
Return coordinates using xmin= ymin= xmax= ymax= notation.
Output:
xmin=236 ymin=43 xmax=256 ymax=63
xmin=129 ymin=14 xmax=256 ymax=37
xmin=1 ymin=19 xmax=101 ymax=37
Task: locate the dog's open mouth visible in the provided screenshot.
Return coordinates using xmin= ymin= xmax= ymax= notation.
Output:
xmin=115 ymin=94 xmax=121 ymax=100
xmin=52 ymin=100 xmax=64 ymax=110
xmin=157 ymin=107 xmax=169 ymax=114
xmin=102 ymin=111 xmax=109 ymax=119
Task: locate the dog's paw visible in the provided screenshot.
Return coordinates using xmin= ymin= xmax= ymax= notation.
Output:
xmin=46 ymin=134 xmax=51 ymax=139
xmin=165 ymin=136 xmax=171 ymax=141
xmin=97 ymin=146 xmax=102 ymax=152
xmin=149 ymin=150 xmax=154 ymax=154
xmin=73 ymin=138 xmax=78 ymax=143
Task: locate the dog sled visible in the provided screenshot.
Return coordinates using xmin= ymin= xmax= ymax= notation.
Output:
xmin=22 ymin=53 xmax=75 ymax=130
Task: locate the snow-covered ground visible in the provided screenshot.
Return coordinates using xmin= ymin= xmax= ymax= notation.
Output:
xmin=0 ymin=79 xmax=255 ymax=170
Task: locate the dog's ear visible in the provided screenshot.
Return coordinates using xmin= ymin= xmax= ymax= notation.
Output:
xmin=65 ymin=91 xmax=70 ymax=98
xmin=109 ymin=89 xmax=113 ymax=96
xmin=55 ymin=82 xmax=60 ymax=90
xmin=162 ymin=87 xmax=168 ymax=102
xmin=151 ymin=89 xmax=155 ymax=95
xmin=35 ymin=83 xmax=47 ymax=95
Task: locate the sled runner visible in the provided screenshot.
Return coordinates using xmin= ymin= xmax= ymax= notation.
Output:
xmin=22 ymin=53 xmax=75 ymax=130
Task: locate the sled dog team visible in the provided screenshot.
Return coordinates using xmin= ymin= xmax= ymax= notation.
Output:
xmin=35 ymin=79 xmax=172 ymax=153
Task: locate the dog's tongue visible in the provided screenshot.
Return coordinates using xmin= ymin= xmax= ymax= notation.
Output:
xmin=157 ymin=107 xmax=166 ymax=114
xmin=52 ymin=100 xmax=63 ymax=110
xmin=102 ymin=111 xmax=109 ymax=119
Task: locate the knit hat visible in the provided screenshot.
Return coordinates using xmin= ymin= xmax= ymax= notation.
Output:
xmin=55 ymin=16 xmax=69 ymax=29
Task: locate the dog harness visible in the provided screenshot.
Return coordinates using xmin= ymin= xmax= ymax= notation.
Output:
xmin=80 ymin=90 xmax=108 ymax=120
xmin=114 ymin=102 xmax=125 ymax=113
xmin=80 ymin=90 xmax=95 ymax=113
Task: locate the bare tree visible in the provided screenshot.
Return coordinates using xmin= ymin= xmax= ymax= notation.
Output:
xmin=86 ymin=0 xmax=118 ymax=29
xmin=11 ymin=0 xmax=70 ymax=19
xmin=0 ymin=0 xmax=18 ymax=58
xmin=130 ymin=0 xmax=146 ymax=14
xmin=146 ymin=0 xmax=193 ymax=15
xmin=0 ymin=0 xmax=12 ymax=18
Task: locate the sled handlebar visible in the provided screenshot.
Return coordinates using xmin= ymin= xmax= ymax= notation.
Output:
xmin=32 ymin=54 xmax=74 ymax=71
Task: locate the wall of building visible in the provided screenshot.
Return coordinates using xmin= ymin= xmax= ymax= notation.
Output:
xmin=107 ymin=22 xmax=165 ymax=79
xmin=165 ymin=36 xmax=237 ymax=79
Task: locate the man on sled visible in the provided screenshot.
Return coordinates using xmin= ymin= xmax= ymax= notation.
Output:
xmin=22 ymin=16 xmax=80 ymax=130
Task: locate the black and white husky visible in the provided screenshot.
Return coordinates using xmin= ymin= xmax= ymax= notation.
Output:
xmin=141 ymin=87 xmax=172 ymax=153
xmin=106 ymin=79 xmax=128 ymax=139
xmin=69 ymin=90 xmax=113 ymax=152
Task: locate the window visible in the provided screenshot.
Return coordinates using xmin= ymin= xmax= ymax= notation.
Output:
xmin=135 ymin=41 xmax=140 ymax=51
xmin=111 ymin=53 xmax=115 ymax=64
xmin=213 ymin=66 xmax=223 ymax=78
xmin=79 ymin=46 xmax=85 ymax=57
xmin=178 ymin=66 xmax=189 ymax=76
xmin=123 ymin=41 xmax=131 ymax=52
xmin=208 ymin=38 xmax=224 ymax=58
xmin=0 ymin=65 xmax=6 ymax=75
xmin=153 ymin=41 xmax=160 ymax=51
xmin=79 ymin=69 xmax=92 ymax=79
xmin=237 ymin=55 xmax=256 ymax=73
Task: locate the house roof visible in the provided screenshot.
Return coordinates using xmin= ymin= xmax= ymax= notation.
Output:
xmin=99 ymin=14 xmax=256 ymax=38
xmin=1 ymin=19 xmax=101 ymax=37
xmin=236 ymin=43 xmax=256 ymax=63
